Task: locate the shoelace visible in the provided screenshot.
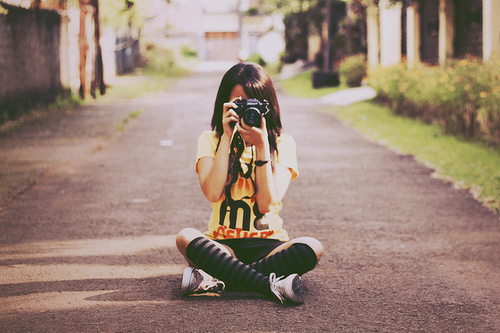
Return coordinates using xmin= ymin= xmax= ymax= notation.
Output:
xmin=200 ymin=276 xmax=225 ymax=292
xmin=269 ymin=273 xmax=286 ymax=303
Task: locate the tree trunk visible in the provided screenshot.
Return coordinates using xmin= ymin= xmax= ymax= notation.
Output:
xmin=324 ymin=0 xmax=331 ymax=71
xmin=346 ymin=1 xmax=353 ymax=55
xmin=91 ymin=0 xmax=106 ymax=98
xmin=79 ymin=1 xmax=88 ymax=99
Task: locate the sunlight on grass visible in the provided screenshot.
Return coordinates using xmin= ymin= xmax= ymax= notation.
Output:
xmin=104 ymin=47 xmax=191 ymax=101
xmin=279 ymin=70 xmax=347 ymax=98
xmin=104 ymin=74 xmax=179 ymax=101
xmin=329 ymin=102 xmax=500 ymax=212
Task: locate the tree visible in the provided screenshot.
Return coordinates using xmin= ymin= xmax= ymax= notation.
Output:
xmin=259 ymin=0 xmax=320 ymax=14
xmin=100 ymin=0 xmax=170 ymax=31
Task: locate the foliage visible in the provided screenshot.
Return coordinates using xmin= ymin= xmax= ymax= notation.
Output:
xmin=137 ymin=45 xmax=190 ymax=81
xmin=368 ymin=57 xmax=500 ymax=145
xmin=104 ymin=46 xmax=190 ymax=101
xmin=259 ymin=0 xmax=320 ymax=14
xmin=248 ymin=53 xmax=267 ymax=67
xmin=338 ymin=54 xmax=366 ymax=87
xmin=280 ymin=63 xmax=500 ymax=213
xmin=259 ymin=0 xmax=376 ymax=14
xmin=277 ymin=0 xmax=367 ymax=69
xmin=246 ymin=7 xmax=260 ymax=15
xmin=281 ymin=9 xmax=311 ymax=63
xmin=141 ymin=46 xmax=176 ymax=75
xmin=181 ymin=45 xmax=197 ymax=58
xmin=387 ymin=0 xmax=415 ymax=5
xmin=100 ymin=0 xmax=168 ymax=30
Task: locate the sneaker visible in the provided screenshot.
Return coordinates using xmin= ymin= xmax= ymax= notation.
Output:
xmin=180 ymin=267 xmax=225 ymax=296
xmin=269 ymin=273 xmax=304 ymax=304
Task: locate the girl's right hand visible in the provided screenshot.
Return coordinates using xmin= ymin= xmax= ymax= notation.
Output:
xmin=222 ymin=97 xmax=241 ymax=138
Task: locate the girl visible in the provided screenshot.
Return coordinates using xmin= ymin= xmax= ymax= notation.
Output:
xmin=176 ymin=62 xmax=323 ymax=304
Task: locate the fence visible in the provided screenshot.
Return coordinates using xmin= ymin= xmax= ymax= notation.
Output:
xmin=0 ymin=3 xmax=63 ymax=120
xmin=115 ymin=37 xmax=140 ymax=75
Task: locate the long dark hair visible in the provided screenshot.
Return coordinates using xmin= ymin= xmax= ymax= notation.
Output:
xmin=211 ymin=62 xmax=282 ymax=159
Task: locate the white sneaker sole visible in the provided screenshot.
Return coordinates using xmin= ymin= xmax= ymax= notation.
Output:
xmin=180 ymin=266 xmax=195 ymax=295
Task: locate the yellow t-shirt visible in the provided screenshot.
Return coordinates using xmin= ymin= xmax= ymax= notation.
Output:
xmin=196 ymin=131 xmax=298 ymax=241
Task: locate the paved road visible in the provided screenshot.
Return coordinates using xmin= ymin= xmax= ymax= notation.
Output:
xmin=1 ymin=67 xmax=499 ymax=332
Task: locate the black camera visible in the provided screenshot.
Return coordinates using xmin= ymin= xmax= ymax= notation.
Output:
xmin=234 ymin=99 xmax=270 ymax=127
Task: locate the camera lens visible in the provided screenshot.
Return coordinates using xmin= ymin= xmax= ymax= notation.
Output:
xmin=243 ymin=107 xmax=261 ymax=127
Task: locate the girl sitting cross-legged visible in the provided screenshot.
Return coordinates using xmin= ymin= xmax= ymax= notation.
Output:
xmin=176 ymin=62 xmax=323 ymax=304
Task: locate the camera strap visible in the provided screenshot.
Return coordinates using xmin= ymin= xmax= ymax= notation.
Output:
xmin=224 ymin=132 xmax=257 ymax=206
xmin=261 ymin=102 xmax=270 ymax=118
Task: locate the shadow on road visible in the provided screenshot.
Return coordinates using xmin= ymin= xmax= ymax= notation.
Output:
xmin=1 ymin=67 xmax=499 ymax=332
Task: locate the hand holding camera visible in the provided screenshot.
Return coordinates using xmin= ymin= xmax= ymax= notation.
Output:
xmin=233 ymin=99 xmax=270 ymax=149
xmin=223 ymin=97 xmax=270 ymax=141
xmin=222 ymin=98 xmax=269 ymax=151
xmin=233 ymin=99 xmax=270 ymax=128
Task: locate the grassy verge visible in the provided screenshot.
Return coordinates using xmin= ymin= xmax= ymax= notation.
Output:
xmin=279 ymin=70 xmax=348 ymax=98
xmin=103 ymin=48 xmax=191 ymax=101
xmin=0 ymin=92 xmax=82 ymax=132
xmin=279 ymin=75 xmax=500 ymax=213
xmin=333 ymin=102 xmax=500 ymax=212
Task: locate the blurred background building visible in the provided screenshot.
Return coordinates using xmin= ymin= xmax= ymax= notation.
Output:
xmin=1 ymin=0 xmax=499 ymax=121
xmin=368 ymin=0 xmax=499 ymax=69
xmin=141 ymin=0 xmax=285 ymax=64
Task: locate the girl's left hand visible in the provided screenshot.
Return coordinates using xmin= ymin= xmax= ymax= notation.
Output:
xmin=235 ymin=116 xmax=268 ymax=149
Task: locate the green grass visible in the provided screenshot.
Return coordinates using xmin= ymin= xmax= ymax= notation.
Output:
xmin=115 ymin=110 xmax=142 ymax=131
xmin=104 ymin=70 xmax=187 ymax=101
xmin=0 ymin=92 xmax=82 ymax=132
xmin=104 ymin=77 xmax=172 ymax=100
xmin=279 ymin=74 xmax=500 ymax=213
xmin=279 ymin=70 xmax=348 ymax=98
xmin=105 ymin=47 xmax=191 ymax=101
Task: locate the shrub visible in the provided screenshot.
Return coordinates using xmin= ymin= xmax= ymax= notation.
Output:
xmin=181 ymin=45 xmax=197 ymax=58
xmin=281 ymin=52 xmax=298 ymax=64
xmin=142 ymin=47 xmax=176 ymax=75
xmin=312 ymin=71 xmax=340 ymax=88
xmin=247 ymin=53 xmax=267 ymax=67
xmin=339 ymin=54 xmax=367 ymax=87
xmin=368 ymin=57 xmax=500 ymax=145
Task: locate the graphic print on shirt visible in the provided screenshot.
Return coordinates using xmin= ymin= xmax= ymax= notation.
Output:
xmin=214 ymin=192 xmax=275 ymax=239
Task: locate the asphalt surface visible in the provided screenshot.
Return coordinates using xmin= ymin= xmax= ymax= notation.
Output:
xmin=1 ymin=67 xmax=499 ymax=332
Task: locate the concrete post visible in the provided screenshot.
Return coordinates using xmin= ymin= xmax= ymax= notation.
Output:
xmin=366 ymin=6 xmax=380 ymax=69
xmin=438 ymin=0 xmax=454 ymax=66
xmin=379 ymin=0 xmax=402 ymax=67
xmin=60 ymin=12 xmax=70 ymax=89
xmin=406 ymin=2 xmax=420 ymax=69
xmin=483 ymin=0 xmax=500 ymax=61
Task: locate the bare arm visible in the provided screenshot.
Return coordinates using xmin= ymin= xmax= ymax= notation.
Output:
xmin=198 ymin=99 xmax=240 ymax=202
xmin=197 ymin=135 xmax=231 ymax=202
